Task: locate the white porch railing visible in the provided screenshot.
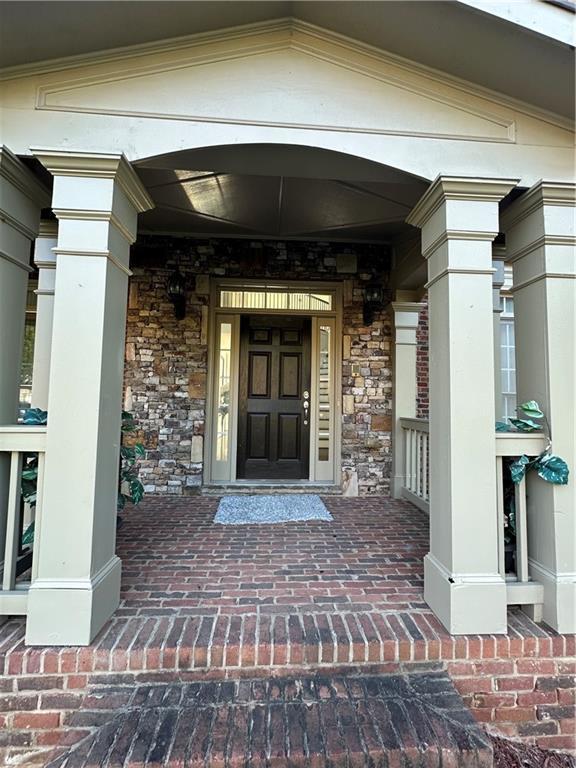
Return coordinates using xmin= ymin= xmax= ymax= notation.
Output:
xmin=496 ymin=432 xmax=546 ymax=617
xmin=399 ymin=420 xmax=547 ymax=616
xmin=399 ymin=418 xmax=429 ymax=513
xmin=0 ymin=426 xmax=47 ymax=616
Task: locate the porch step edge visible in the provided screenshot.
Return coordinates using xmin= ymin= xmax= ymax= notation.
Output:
xmin=44 ymin=671 xmax=493 ymax=768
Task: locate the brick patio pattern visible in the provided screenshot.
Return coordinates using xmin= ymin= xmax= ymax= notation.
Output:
xmin=0 ymin=498 xmax=574 ymax=764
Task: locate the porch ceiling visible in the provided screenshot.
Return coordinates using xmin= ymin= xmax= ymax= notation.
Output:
xmin=136 ymin=145 xmax=428 ymax=241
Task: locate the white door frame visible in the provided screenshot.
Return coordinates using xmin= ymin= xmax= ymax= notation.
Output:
xmin=205 ymin=278 xmax=343 ymax=486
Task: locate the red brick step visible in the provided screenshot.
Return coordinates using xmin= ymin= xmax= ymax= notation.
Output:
xmin=45 ymin=671 xmax=492 ymax=767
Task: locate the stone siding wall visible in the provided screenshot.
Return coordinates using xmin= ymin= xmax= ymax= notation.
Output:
xmin=124 ymin=236 xmax=392 ymax=495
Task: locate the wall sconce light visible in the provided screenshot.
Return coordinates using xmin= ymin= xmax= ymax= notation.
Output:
xmin=167 ymin=268 xmax=186 ymax=320
xmin=363 ymin=280 xmax=391 ymax=325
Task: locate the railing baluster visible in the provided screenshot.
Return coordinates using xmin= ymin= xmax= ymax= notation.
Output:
xmin=410 ymin=429 xmax=417 ymax=492
xmin=416 ymin=432 xmax=422 ymax=497
xmin=495 ymin=455 xmax=505 ymax=579
xmin=515 ymin=477 xmax=529 ymax=583
xmin=422 ymin=433 xmax=428 ymax=502
xmin=405 ymin=428 xmax=411 ymax=491
xmin=31 ymin=452 xmax=46 ymax=582
xmin=3 ymin=451 xmax=23 ymax=592
xmin=398 ymin=419 xmax=430 ymax=514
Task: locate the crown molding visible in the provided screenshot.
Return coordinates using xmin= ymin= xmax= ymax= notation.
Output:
xmin=501 ymin=180 xmax=576 ymax=231
xmin=406 ymin=176 xmax=519 ymax=230
xmin=0 ymin=18 xmax=292 ymax=82
xmin=33 ymin=20 xmax=515 ymax=145
xmin=31 ymin=149 xmax=154 ymax=214
xmin=0 ymin=146 xmax=51 ymax=208
xmin=390 ymin=301 xmax=427 ymax=315
xmin=0 ymin=17 xmax=572 ymax=134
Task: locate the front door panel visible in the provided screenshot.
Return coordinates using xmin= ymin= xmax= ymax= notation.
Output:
xmin=237 ymin=316 xmax=311 ymax=480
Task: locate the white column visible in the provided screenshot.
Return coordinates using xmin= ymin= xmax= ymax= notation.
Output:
xmin=31 ymin=221 xmax=58 ymax=410
xmin=407 ymin=176 xmax=518 ymax=634
xmin=492 ymin=246 xmax=506 ymax=422
xmin=390 ymin=294 xmax=426 ymax=498
xmin=0 ymin=147 xmax=49 ymax=554
xmin=502 ymin=181 xmax=576 ymax=634
xmin=26 ymin=150 xmax=153 ymax=646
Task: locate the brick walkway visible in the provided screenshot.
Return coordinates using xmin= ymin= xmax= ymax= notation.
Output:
xmin=0 ymin=497 xmax=574 ymax=764
xmin=117 ymin=496 xmax=428 ymax=616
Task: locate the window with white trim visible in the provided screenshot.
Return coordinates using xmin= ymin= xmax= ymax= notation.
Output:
xmin=500 ymin=296 xmax=516 ymax=421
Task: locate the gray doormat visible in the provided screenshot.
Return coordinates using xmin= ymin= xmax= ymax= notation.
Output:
xmin=214 ymin=494 xmax=333 ymax=525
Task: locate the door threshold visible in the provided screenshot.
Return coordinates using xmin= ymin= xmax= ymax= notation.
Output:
xmin=202 ymin=481 xmax=342 ymax=496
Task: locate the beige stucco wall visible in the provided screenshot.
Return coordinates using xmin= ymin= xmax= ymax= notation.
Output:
xmin=0 ymin=21 xmax=572 ymax=184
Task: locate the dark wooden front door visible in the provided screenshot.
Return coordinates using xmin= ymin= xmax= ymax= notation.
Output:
xmin=237 ymin=315 xmax=311 ymax=480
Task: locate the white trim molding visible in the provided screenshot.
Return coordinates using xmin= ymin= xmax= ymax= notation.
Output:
xmin=501 ymin=180 xmax=576 ymax=232
xmin=31 ymin=148 xmax=154 ymax=214
xmin=406 ymin=176 xmax=519 ymax=230
xmin=0 ymin=18 xmax=571 ymax=133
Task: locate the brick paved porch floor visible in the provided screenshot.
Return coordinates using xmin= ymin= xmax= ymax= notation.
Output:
xmin=0 ymin=497 xmax=574 ymax=764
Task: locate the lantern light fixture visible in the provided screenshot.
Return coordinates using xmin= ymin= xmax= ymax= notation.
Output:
xmin=363 ymin=279 xmax=391 ymax=325
xmin=167 ymin=268 xmax=186 ymax=320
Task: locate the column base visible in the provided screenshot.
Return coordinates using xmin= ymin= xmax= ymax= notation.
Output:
xmin=528 ymin=559 xmax=576 ymax=634
xmin=391 ymin=475 xmax=404 ymax=499
xmin=25 ymin=556 xmax=121 ymax=646
xmin=424 ymin=553 xmax=507 ymax=635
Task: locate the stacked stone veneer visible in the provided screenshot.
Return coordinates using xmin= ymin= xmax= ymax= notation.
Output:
xmin=124 ymin=237 xmax=392 ymax=496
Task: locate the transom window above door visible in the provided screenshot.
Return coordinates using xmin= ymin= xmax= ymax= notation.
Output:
xmin=219 ymin=288 xmax=333 ymax=312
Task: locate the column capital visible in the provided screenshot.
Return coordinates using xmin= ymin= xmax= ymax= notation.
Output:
xmin=31 ymin=148 xmax=154 ymax=213
xmin=38 ymin=219 xmax=58 ymax=238
xmin=492 ymin=245 xmax=506 ymax=296
xmin=34 ymin=220 xmax=58 ymax=274
xmin=390 ymin=301 xmax=426 ymax=326
xmin=406 ymin=176 xmax=519 ymax=230
xmin=492 ymin=244 xmax=507 ymax=263
xmin=0 ymin=146 xmax=51 ymax=210
xmin=501 ymin=180 xmax=576 ymax=271
xmin=389 ymin=301 xmax=426 ymax=346
xmin=501 ymin=180 xmax=576 ymax=232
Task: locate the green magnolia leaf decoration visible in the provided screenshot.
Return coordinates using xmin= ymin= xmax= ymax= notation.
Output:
xmin=129 ymin=478 xmax=145 ymax=504
xmin=496 ymin=421 xmax=512 ymax=432
xmin=510 ymin=455 xmax=531 ymax=484
xmin=518 ymin=401 xmax=544 ymax=419
xmin=509 ymin=418 xmax=541 ymax=433
xmin=121 ymin=446 xmax=136 ymax=461
xmin=121 ymin=411 xmax=137 ymax=433
xmin=23 ymin=408 xmax=48 ymax=425
xmin=535 ymin=454 xmax=569 ymax=485
xmin=135 ymin=443 xmax=145 ymax=458
xmin=22 ymin=521 xmax=35 ymax=546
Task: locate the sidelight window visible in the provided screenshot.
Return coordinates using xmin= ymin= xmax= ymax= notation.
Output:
xmin=216 ymin=322 xmax=232 ymax=461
